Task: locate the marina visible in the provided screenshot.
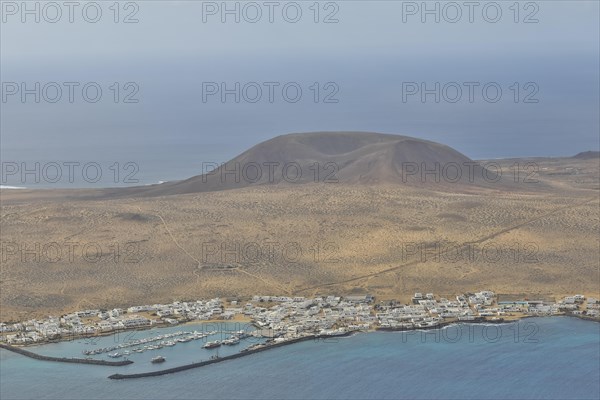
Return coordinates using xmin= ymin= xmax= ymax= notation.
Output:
xmin=82 ymin=330 xmax=226 ymax=356
xmin=1 ymin=290 xmax=597 ymax=385
xmin=108 ymin=332 xmax=353 ymax=380
xmin=2 ymin=291 xmax=598 ymax=351
xmin=0 ymin=317 xmax=600 ymax=400
xmin=202 ymin=341 xmax=221 ymax=349
xmin=1 ymin=316 xmax=599 ymax=399
xmin=0 ymin=343 xmax=133 ymax=367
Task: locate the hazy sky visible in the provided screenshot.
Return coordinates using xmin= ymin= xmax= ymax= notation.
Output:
xmin=1 ymin=0 xmax=599 ymax=165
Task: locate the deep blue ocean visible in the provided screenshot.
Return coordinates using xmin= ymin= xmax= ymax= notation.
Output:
xmin=1 ymin=317 xmax=598 ymax=400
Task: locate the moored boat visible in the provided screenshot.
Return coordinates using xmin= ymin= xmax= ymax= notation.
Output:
xmin=222 ymin=337 xmax=240 ymax=345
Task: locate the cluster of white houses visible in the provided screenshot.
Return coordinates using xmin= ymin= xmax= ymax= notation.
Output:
xmin=248 ymin=295 xmax=374 ymax=338
xmin=1 ymin=292 xmax=598 ymax=345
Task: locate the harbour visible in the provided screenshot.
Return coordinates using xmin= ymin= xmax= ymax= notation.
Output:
xmin=1 ymin=317 xmax=598 ymax=399
xmin=3 ymin=291 xmax=598 ymax=351
xmin=0 ymin=343 xmax=133 ymax=366
xmin=108 ymin=332 xmax=353 ymax=380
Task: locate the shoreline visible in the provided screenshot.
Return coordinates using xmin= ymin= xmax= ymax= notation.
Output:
xmin=107 ymin=315 xmax=597 ymax=380
xmin=2 ymin=316 xmax=257 ymax=349
xmin=1 ymin=315 xmax=596 ymax=376
xmin=2 ymin=312 xmax=597 ymax=351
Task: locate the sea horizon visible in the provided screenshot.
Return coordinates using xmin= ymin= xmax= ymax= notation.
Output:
xmin=1 ymin=139 xmax=598 ymax=190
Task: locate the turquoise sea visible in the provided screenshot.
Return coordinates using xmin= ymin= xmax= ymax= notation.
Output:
xmin=1 ymin=317 xmax=599 ymax=400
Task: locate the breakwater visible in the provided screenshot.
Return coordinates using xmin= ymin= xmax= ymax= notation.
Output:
xmin=108 ymin=333 xmax=353 ymax=380
xmin=0 ymin=343 xmax=133 ymax=366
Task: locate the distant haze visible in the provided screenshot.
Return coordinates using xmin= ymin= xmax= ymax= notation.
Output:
xmin=1 ymin=1 xmax=599 ymax=180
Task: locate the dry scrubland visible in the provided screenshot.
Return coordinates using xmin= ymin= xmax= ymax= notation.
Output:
xmin=0 ymin=158 xmax=598 ymax=321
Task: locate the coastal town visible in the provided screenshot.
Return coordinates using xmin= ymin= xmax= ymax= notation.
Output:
xmin=2 ymin=291 xmax=598 ymax=347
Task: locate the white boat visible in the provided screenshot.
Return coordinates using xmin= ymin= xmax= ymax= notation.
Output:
xmin=151 ymin=356 xmax=166 ymax=363
xmin=222 ymin=337 xmax=240 ymax=345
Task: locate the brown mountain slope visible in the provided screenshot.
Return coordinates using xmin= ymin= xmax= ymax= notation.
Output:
xmin=573 ymin=151 xmax=600 ymax=160
xmin=0 ymin=146 xmax=598 ymax=319
xmin=103 ymin=132 xmax=527 ymax=198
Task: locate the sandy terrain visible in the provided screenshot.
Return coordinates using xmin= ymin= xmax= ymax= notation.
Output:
xmin=0 ymin=156 xmax=598 ymax=322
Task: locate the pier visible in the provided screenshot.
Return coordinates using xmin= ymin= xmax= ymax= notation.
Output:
xmin=108 ymin=333 xmax=352 ymax=379
xmin=0 ymin=343 xmax=133 ymax=366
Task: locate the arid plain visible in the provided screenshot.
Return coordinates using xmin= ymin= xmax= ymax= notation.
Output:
xmin=1 ymin=134 xmax=598 ymax=322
